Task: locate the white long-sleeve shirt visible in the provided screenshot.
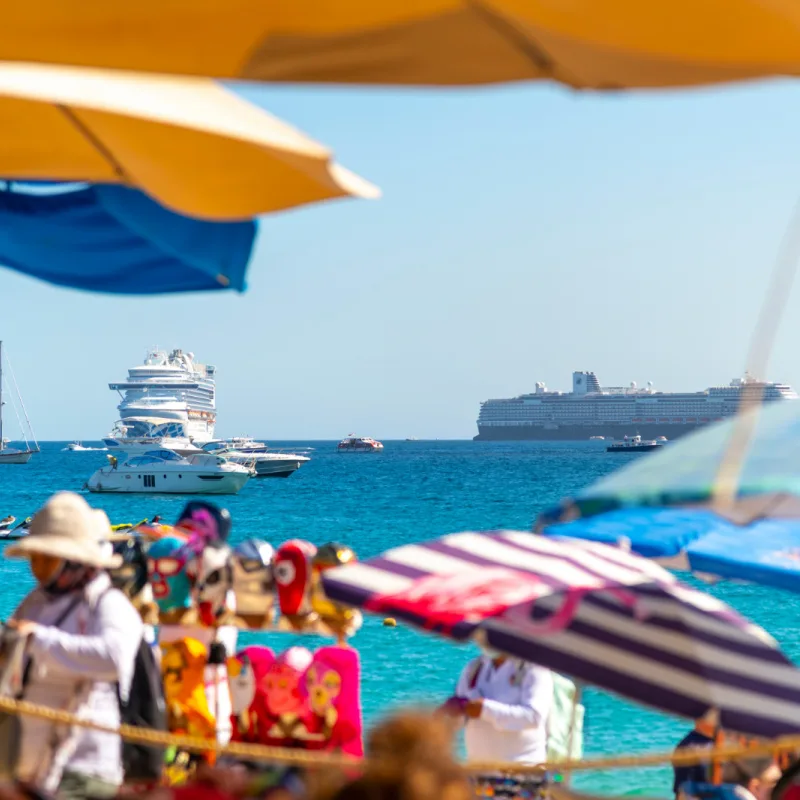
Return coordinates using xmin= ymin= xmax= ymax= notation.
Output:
xmin=12 ymin=572 xmax=143 ymax=791
xmin=455 ymin=656 xmax=553 ymax=765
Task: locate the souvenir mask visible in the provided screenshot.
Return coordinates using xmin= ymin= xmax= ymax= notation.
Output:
xmin=311 ymin=543 xmax=360 ymax=634
xmin=263 ymin=647 xmax=313 ymax=717
xmin=227 ymin=646 xmax=274 ymax=717
xmin=110 ymin=537 xmax=148 ymax=599
xmin=191 ymin=542 xmax=233 ymax=626
xmin=302 ymin=646 xmax=363 ymax=757
xmin=147 ymin=536 xmax=193 ymax=614
xmin=231 ymin=539 xmax=275 ymax=628
xmin=160 ymin=637 xmax=216 ymax=741
xmin=274 ymin=540 xmax=316 ymax=621
xmin=175 ymin=501 xmax=231 ymax=544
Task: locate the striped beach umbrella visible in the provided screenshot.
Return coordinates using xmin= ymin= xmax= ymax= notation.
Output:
xmin=322 ymin=530 xmax=800 ymax=739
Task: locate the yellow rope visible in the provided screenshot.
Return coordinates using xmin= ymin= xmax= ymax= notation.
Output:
xmin=0 ymin=694 xmax=796 ymax=777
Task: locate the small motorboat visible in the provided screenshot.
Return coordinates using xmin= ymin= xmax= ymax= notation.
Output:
xmin=0 ymin=517 xmax=31 ymax=540
xmin=337 ymin=434 xmax=384 ymax=452
xmin=589 ymin=436 xmax=605 ymax=441
xmin=0 ymin=515 xmax=15 ymax=532
xmin=607 ymin=435 xmax=663 ymax=453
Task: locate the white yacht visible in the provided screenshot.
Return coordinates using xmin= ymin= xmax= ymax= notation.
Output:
xmin=202 ymin=440 xmax=311 ymax=478
xmin=0 ymin=342 xmax=39 ymax=464
xmin=86 ymin=449 xmax=251 ymax=494
xmin=105 ymin=348 xmax=216 ymax=446
xmin=103 ymin=420 xmax=203 ymax=456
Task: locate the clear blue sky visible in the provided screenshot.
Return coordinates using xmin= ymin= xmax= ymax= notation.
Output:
xmin=3 ymin=79 xmax=800 ymax=441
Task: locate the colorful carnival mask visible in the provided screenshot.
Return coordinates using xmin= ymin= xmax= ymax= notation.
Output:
xmin=311 ymin=543 xmax=361 ymax=635
xmin=147 ymin=536 xmax=194 ymax=616
xmin=231 ymin=539 xmax=275 ymax=629
xmin=227 ymin=646 xmax=275 ymax=743
xmin=302 ymin=646 xmax=363 ymax=757
xmin=160 ymin=637 xmax=216 ymax=742
xmin=274 ymin=540 xmax=317 ymax=625
xmin=263 ymin=647 xmax=313 ymax=719
xmin=191 ymin=542 xmax=233 ymax=627
xmin=175 ymin=501 xmax=231 ymax=544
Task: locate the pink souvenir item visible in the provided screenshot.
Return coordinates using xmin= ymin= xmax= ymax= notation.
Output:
xmin=302 ymin=646 xmax=363 ymax=756
xmin=228 ymin=646 xmax=275 ymax=743
xmin=273 ymin=540 xmax=317 ymax=625
xmin=261 ymin=646 xmax=313 ymax=747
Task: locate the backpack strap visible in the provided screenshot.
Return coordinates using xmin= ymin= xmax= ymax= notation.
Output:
xmin=467 ymin=657 xmax=486 ymax=690
xmin=20 ymin=592 xmax=86 ymax=694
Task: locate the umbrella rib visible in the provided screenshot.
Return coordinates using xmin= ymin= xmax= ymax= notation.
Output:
xmin=466 ymin=0 xmax=579 ymax=86
xmin=56 ymin=104 xmax=132 ymax=185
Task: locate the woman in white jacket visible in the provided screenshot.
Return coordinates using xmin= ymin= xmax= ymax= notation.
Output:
xmin=5 ymin=492 xmax=143 ymax=799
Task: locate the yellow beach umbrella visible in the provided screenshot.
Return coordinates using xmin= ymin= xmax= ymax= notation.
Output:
xmin=2 ymin=1 xmax=800 ymax=89
xmin=0 ymin=61 xmax=378 ymax=221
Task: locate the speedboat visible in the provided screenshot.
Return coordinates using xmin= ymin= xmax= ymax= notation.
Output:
xmin=337 ymin=435 xmax=384 ymax=452
xmin=86 ymin=449 xmax=252 ymax=494
xmin=0 ymin=516 xmax=15 ymax=532
xmin=201 ymin=440 xmax=311 ymax=477
xmin=607 ymin=435 xmax=663 ymax=453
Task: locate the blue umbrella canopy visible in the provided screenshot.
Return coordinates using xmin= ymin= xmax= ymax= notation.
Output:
xmin=0 ymin=182 xmax=256 ymax=294
xmin=537 ymin=401 xmax=800 ymax=591
xmin=537 ymin=401 xmax=800 ymax=526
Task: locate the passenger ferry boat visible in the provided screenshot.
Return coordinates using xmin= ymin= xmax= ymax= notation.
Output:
xmin=105 ymin=348 xmax=216 ymax=446
xmin=607 ymin=435 xmax=662 ymax=453
xmin=337 ymin=435 xmax=384 ymax=452
xmin=476 ymin=370 xmax=797 ymax=441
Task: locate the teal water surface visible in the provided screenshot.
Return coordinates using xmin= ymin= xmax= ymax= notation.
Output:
xmin=1 ymin=440 xmax=794 ymax=796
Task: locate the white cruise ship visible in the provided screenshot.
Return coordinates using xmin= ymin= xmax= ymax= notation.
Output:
xmin=104 ymin=348 xmax=216 ymax=446
xmin=475 ymin=370 xmax=797 ymax=441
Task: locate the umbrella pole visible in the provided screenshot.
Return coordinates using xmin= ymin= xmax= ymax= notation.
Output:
xmin=562 ymin=683 xmax=582 ymax=787
xmin=712 ymin=195 xmax=800 ymax=509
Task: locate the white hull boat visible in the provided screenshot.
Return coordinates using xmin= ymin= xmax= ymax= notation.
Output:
xmin=86 ymin=449 xmax=251 ymax=495
xmin=0 ymin=449 xmax=33 ymax=464
xmin=0 ymin=342 xmax=39 ymax=465
xmin=202 ymin=440 xmax=311 ymax=477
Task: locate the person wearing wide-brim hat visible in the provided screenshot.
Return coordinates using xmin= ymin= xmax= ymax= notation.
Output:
xmin=4 ymin=492 xmax=143 ymax=799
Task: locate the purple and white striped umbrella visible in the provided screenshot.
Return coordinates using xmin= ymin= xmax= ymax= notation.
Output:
xmin=321 ymin=530 xmax=800 ymax=739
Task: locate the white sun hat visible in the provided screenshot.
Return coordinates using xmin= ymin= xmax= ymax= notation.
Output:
xmin=5 ymin=492 xmax=122 ymax=568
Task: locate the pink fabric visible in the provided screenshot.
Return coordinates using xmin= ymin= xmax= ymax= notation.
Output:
xmin=301 ymin=646 xmax=363 ymax=757
xmin=365 ymin=568 xmax=548 ymax=633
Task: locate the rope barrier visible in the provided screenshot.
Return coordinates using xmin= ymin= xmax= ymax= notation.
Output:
xmin=0 ymin=694 xmax=796 ymax=777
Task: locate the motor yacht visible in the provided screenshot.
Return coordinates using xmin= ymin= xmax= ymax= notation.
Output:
xmin=202 ymin=440 xmax=311 ymax=477
xmin=86 ymin=448 xmax=251 ymax=494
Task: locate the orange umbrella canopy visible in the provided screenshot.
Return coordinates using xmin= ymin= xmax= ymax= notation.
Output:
xmin=1 ymin=0 xmax=800 ymax=88
xmin=0 ymin=62 xmax=378 ymax=221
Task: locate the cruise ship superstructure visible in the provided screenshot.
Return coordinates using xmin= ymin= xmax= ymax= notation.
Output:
xmin=105 ymin=349 xmax=216 ymax=446
xmin=475 ymin=371 xmax=797 ymax=441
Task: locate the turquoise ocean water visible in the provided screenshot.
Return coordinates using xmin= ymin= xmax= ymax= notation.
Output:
xmin=0 ymin=440 xmax=795 ymax=796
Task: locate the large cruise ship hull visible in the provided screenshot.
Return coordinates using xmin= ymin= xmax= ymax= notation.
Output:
xmin=474 ymin=423 xmax=707 ymax=442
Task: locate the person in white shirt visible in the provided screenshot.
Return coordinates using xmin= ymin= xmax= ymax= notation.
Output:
xmin=450 ymin=649 xmax=553 ymax=765
xmin=5 ymin=492 xmax=143 ymax=799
